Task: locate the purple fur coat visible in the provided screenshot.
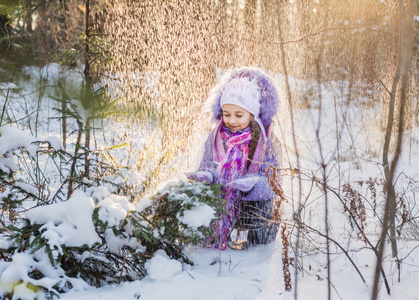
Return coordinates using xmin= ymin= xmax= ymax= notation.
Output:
xmin=198 ymin=67 xmax=282 ymax=201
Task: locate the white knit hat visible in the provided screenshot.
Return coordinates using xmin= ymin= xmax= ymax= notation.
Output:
xmin=220 ymin=77 xmax=267 ymax=140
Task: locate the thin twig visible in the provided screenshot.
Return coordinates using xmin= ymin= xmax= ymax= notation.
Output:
xmin=303 ymin=224 xmax=367 ymax=285
xmin=118 ymin=252 xmax=152 ymax=285
xmin=275 ymin=1 xmax=303 ymax=298
xmin=244 ymin=25 xmax=399 ymax=46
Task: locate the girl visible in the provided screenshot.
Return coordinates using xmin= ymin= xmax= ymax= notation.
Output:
xmin=186 ymin=67 xmax=281 ymax=250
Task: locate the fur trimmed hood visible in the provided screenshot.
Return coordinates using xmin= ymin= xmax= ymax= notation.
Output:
xmin=207 ymin=67 xmax=280 ymax=132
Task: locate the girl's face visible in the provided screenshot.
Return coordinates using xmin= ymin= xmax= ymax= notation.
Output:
xmin=222 ymin=104 xmax=253 ymax=133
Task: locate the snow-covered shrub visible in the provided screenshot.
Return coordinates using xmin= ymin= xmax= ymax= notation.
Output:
xmin=0 ymin=181 xmax=224 ymax=299
xmin=125 ymin=180 xmax=225 ymax=251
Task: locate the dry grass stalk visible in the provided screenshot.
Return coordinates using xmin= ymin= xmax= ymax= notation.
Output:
xmin=266 ymin=166 xmax=287 ymax=222
xmin=342 ymin=183 xmax=368 ymax=243
xmin=281 ymin=222 xmax=293 ymax=291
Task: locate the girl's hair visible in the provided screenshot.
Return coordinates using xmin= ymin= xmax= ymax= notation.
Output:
xmin=247 ymin=118 xmax=261 ymax=170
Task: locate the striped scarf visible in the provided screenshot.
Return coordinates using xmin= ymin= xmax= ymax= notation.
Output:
xmin=210 ymin=125 xmax=251 ymax=250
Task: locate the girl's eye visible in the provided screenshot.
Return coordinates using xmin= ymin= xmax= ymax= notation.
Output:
xmin=237 ymin=115 xmax=243 ymax=118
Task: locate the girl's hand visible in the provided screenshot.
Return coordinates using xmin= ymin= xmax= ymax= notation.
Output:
xmin=226 ymin=176 xmax=259 ymax=192
xmin=185 ymin=171 xmax=213 ymax=183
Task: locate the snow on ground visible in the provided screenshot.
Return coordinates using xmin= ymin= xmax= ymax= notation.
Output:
xmin=58 ymin=240 xmax=419 ymax=300
xmin=61 ymin=243 xmax=284 ymax=300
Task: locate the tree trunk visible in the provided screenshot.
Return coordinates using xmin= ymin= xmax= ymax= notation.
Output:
xmin=68 ymin=121 xmax=83 ymax=199
xmin=24 ymin=0 xmax=33 ymax=33
xmin=84 ymin=0 xmax=92 ymax=179
xmin=372 ymin=0 xmax=415 ymax=299
xmin=382 ymin=0 xmax=405 ymax=260
xmin=37 ymin=0 xmax=49 ymax=62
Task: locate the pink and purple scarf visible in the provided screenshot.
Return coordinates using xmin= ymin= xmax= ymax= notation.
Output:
xmin=209 ymin=125 xmax=251 ymax=250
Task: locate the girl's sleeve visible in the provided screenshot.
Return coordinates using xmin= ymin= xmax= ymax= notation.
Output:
xmin=241 ymin=133 xmax=281 ymax=201
xmin=197 ymin=134 xmax=218 ymax=184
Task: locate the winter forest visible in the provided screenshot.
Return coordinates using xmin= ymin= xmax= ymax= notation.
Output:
xmin=0 ymin=0 xmax=418 ymax=299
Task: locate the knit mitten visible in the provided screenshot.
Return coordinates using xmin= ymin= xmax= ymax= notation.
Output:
xmin=185 ymin=171 xmax=213 ymax=183
xmin=226 ymin=176 xmax=259 ymax=192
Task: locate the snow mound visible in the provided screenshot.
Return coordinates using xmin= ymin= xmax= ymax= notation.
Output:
xmin=146 ymin=251 xmax=182 ymax=281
